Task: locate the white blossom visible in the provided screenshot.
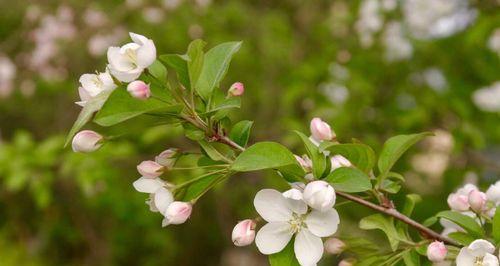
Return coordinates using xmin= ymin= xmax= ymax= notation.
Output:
xmin=472 ymin=81 xmax=500 ymax=112
xmin=107 ymin=32 xmax=156 ymax=82
xmin=403 ymin=0 xmax=477 ymax=40
xmin=456 ymin=239 xmax=499 ymax=266
xmin=76 ymin=71 xmax=116 ymax=107
xmin=254 ymin=189 xmax=340 ymax=266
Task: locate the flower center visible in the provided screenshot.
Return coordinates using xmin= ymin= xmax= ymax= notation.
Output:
xmin=474 ymin=256 xmax=484 ymax=266
xmin=288 ymin=213 xmax=306 ymax=234
xmin=125 ymin=48 xmax=138 ymax=66
xmin=92 ymin=76 xmax=104 ymax=88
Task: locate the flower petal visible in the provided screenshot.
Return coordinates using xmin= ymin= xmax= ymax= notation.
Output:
xmin=468 ymin=239 xmax=495 ymax=257
xmin=108 ymin=65 xmax=142 ymax=82
xmin=483 ymin=253 xmax=500 ymax=266
xmin=305 ymin=209 xmax=340 ymax=237
xmin=294 ymin=229 xmax=323 ymax=266
xmin=154 ymin=187 xmax=173 ymax=214
xmin=456 ymin=248 xmax=475 ymax=266
xmin=133 ymin=177 xmax=164 ymax=193
xmin=255 ymin=222 xmax=293 ymax=255
xmin=254 ymin=189 xmax=293 ymax=222
xmin=136 ymin=39 xmax=156 ymax=68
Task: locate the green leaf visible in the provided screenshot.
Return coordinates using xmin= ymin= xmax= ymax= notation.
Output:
xmin=159 ymin=54 xmax=190 ymax=89
xmin=402 ymin=250 xmax=420 ymax=266
xmin=422 ymin=216 xmax=438 ymax=227
xmin=359 ymin=214 xmax=403 ymax=251
xmin=436 ymin=211 xmax=484 ymax=238
xmin=277 ymin=164 xmax=306 ymax=183
xmin=268 ymin=240 xmax=300 ymax=266
xmin=397 ymin=194 xmax=422 ymax=237
xmin=320 ymin=142 xmax=376 ymax=173
xmin=380 ymin=179 xmax=401 ymax=194
xmin=198 ymin=140 xmax=230 ymax=163
xmin=182 ymin=173 xmax=224 ymax=201
xmin=229 ymin=120 xmax=253 ymax=147
xmin=148 ymin=59 xmax=168 ymax=84
xmin=183 ymin=123 xmax=205 ymax=141
xmin=187 ymin=39 xmax=206 ymax=86
xmin=196 ymin=41 xmax=242 ymax=100
xmin=325 ymin=167 xmax=372 ymax=193
xmin=231 ymin=142 xmax=297 ymax=172
xmin=377 ymin=132 xmax=433 ymax=179
xmin=493 ymin=208 xmax=500 ymax=243
xmin=295 ymin=131 xmax=328 ymax=179
xmin=448 ymin=232 xmax=475 ymax=246
xmin=209 ymin=97 xmax=241 ymax=113
xmin=94 ymin=87 xmax=181 ymax=126
xmin=64 ymin=90 xmax=113 ymax=146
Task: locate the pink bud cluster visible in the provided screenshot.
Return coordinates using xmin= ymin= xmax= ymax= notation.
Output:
xmin=447 ymin=184 xmax=491 ymax=214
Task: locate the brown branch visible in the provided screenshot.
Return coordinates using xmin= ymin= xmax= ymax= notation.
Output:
xmin=336 ymin=191 xmax=459 ymax=246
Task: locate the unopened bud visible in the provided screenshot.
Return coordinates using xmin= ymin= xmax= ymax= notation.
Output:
xmin=330 ymin=155 xmax=352 ymax=171
xmin=162 ymin=201 xmax=193 ymax=226
xmin=72 ymin=130 xmax=104 ymax=153
xmin=155 ymin=148 xmax=179 ymax=168
xmin=324 ymin=238 xmax=346 ymax=254
xmin=303 ymin=180 xmax=336 ymax=211
xmin=228 ymin=82 xmax=244 ymax=96
xmin=427 ymin=241 xmax=447 ymax=262
xmin=231 ymin=219 xmax=256 ymax=246
xmin=127 ymin=80 xmax=151 ymax=99
xmin=447 ymin=193 xmax=469 ymax=212
xmin=137 ymin=160 xmax=164 ymax=178
xmin=469 ymin=189 xmax=487 ymax=213
xmin=310 ymin=117 xmax=334 ymax=142
xmin=295 ymin=155 xmax=312 ymax=172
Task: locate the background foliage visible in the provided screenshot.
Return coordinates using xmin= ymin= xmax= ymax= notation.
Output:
xmin=0 ymin=0 xmax=499 ymax=265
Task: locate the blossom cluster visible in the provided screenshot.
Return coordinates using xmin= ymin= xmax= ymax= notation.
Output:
xmin=232 ymin=118 xmax=347 ymax=266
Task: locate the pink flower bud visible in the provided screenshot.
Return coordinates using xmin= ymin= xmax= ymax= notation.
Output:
xmin=303 ymin=180 xmax=336 ymax=211
xmin=324 ymin=238 xmax=346 ymax=254
xmin=295 ymin=155 xmax=312 ymax=172
xmin=72 ymin=130 xmax=104 ymax=153
xmin=468 ymin=189 xmax=487 ymax=213
xmin=310 ymin=117 xmax=334 ymax=142
xmin=427 ymin=241 xmax=447 ymax=262
xmin=155 ymin=148 xmax=179 ymax=168
xmin=231 ymin=219 xmax=256 ymax=246
xmin=127 ymin=80 xmax=151 ymax=99
xmin=330 ymin=155 xmax=352 ymax=171
xmin=228 ymin=82 xmax=244 ymax=96
xmin=163 ymin=201 xmax=192 ymax=226
xmin=447 ymin=193 xmax=470 ymax=212
xmin=137 ymin=160 xmax=164 ymax=178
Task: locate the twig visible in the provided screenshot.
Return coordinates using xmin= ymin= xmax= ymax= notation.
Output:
xmin=336 ymin=191 xmax=459 ymax=246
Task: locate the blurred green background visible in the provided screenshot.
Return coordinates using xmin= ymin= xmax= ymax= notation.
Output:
xmin=0 ymin=0 xmax=499 ymax=265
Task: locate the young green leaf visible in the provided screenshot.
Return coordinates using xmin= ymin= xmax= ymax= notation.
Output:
xmin=402 ymin=250 xmax=421 ymax=266
xmin=186 ymin=39 xmax=206 ymax=86
xmin=397 ymin=194 xmax=421 ymax=236
xmin=325 ymin=167 xmax=372 ymax=193
xmin=436 ymin=211 xmax=485 ymax=238
xmin=320 ymin=142 xmax=376 ymax=173
xmin=493 ymin=208 xmax=500 ymax=243
xmin=359 ymin=214 xmax=404 ymax=251
xmin=268 ymin=240 xmax=300 ymax=266
xmin=183 ymin=123 xmax=205 ymax=141
xmin=196 ymin=41 xmax=242 ymax=100
xmin=229 ymin=120 xmax=253 ymax=147
xmin=447 ymin=232 xmax=475 ymax=246
xmin=231 ymin=142 xmax=297 ymax=172
xmin=147 ymin=59 xmax=168 ymax=84
xmin=294 ymin=131 xmax=328 ymax=179
xmin=64 ymin=89 xmax=113 ymax=146
xmin=94 ymin=86 xmax=180 ymax=126
xmin=198 ymin=140 xmax=231 ymax=163
xmin=159 ymin=54 xmax=190 ymax=89
xmin=377 ymin=132 xmax=433 ymax=179
xmin=182 ymin=173 xmax=225 ymax=201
